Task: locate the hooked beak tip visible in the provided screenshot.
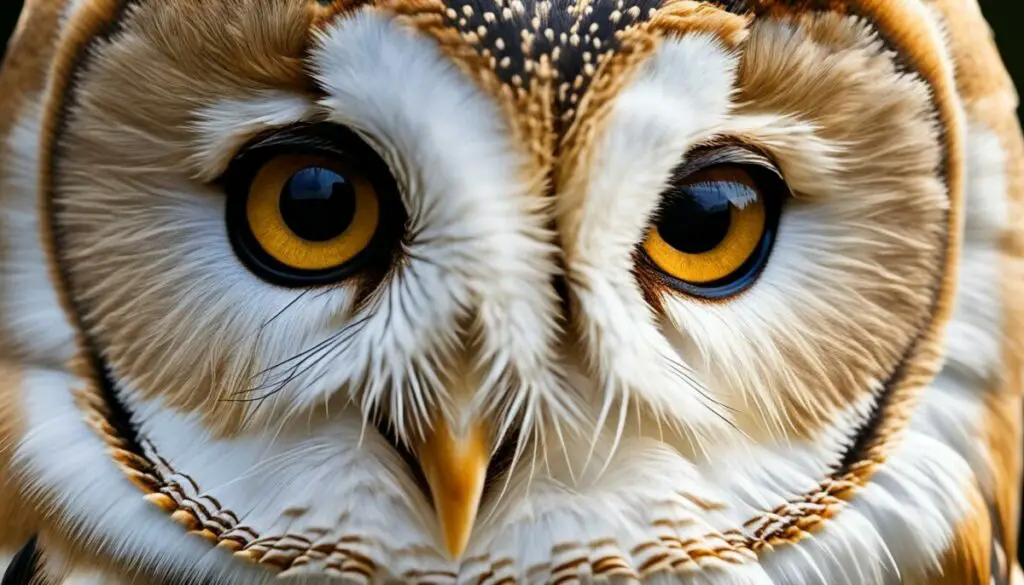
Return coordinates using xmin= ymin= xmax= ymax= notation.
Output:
xmin=416 ymin=420 xmax=489 ymax=560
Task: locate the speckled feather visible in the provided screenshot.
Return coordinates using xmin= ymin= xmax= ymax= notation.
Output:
xmin=437 ymin=0 xmax=661 ymax=124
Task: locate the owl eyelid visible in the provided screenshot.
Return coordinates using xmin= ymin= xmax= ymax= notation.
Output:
xmin=235 ymin=122 xmax=365 ymax=166
xmin=671 ymin=144 xmax=781 ymax=184
xmin=218 ymin=122 xmax=394 ymax=198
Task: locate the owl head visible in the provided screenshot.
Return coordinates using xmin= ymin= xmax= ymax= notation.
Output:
xmin=1 ymin=0 xmax=1022 ymax=583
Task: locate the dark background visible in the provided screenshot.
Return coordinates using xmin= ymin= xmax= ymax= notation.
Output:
xmin=1 ymin=0 xmax=1024 ymax=570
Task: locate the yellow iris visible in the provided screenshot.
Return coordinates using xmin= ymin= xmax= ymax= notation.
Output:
xmin=245 ymin=154 xmax=379 ymax=271
xmin=643 ymin=167 xmax=767 ymax=284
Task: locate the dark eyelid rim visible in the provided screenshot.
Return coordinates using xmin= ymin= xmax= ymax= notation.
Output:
xmin=234 ymin=123 xmax=360 ymax=166
xmin=670 ymin=143 xmax=782 ymax=182
xmin=210 ymin=121 xmax=371 ymax=189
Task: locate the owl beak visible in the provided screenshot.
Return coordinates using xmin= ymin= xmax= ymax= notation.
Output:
xmin=416 ymin=418 xmax=489 ymax=560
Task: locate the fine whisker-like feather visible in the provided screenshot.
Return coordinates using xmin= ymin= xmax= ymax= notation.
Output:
xmin=259 ymin=289 xmax=312 ymax=331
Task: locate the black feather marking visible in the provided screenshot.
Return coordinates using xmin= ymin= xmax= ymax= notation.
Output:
xmin=1 ymin=537 xmax=41 ymax=585
xmin=438 ymin=0 xmax=661 ymax=129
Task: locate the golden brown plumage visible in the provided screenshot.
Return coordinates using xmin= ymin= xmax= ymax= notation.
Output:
xmin=0 ymin=0 xmax=1021 ymax=583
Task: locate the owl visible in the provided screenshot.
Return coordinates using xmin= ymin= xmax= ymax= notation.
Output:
xmin=0 ymin=0 xmax=1022 ymax=583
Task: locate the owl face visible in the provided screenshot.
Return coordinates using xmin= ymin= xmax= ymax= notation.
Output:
xmin=1 ymin=0 xmax=1022 ymax=583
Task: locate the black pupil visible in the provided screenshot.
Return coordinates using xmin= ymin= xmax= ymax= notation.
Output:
xmin=657 ymin=181 xmax=750 ymax=254
xmin=279 ymin=167 xmax=356 ymax=242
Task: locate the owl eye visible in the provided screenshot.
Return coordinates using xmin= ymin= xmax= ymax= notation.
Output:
xmin=642 ymin=162 xmax=784 ymax=298
xmin=245 ymin=155 xmax=379 ymax=269
xmin=225 ymin=125 xmax=403 ymax=286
